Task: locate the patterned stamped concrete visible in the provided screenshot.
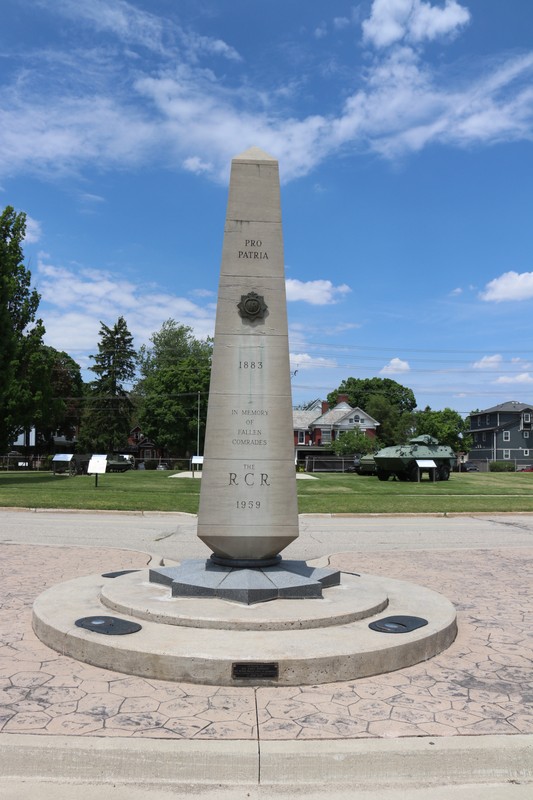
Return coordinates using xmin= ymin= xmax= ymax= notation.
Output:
xmin=0 ymin=542 xmax=531 ymax=741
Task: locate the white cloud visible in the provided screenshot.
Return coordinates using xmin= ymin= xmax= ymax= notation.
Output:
xmin=380 ymin=357 xmax=410 ymax=374
xmin=1 ymin=1 xmax=532 ymax=183
xmin=35 ymin=255 xmax=215 ymax=359
xmin=472 ymin=354 xmax=503 ymax=370
xmin=79 ymin=192 xmax=105 ymax=204
xmin=38 ymin=0 xmax=241 ymax=62
xmin=23 ymin=215 xmax=42 ymax=244
xmin=183 ymin=156 xmax=213 ymax=175
xmin=328 ymin=322 xmax=362 ymax=334
xmin=479 ymin=271 xmax=533 ymax=302
xmin=285 ymin=279 xmax=351 ymax=305
xmin=495 ymin=373 xmax=533 ymax=385
xmin=290 ymin=352 xmax=337 ymax=371
xmin=449 ymin=287 xmax=462 ymax=296
xmin=333 ymin=17 xmax=351 ymax=31
xmin=362 ymin=0 xmax=470 ymax=49
xmin=37 ymin=0 xmax=170 ymax=55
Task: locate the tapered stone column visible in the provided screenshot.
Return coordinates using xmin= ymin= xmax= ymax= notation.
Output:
xmin=197 ymin=147 xmax=299 ymax=563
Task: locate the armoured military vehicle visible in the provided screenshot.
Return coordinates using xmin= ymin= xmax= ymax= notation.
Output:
xmin=353 ymin=454 xmax=377 ymax=475
xmin=373 ymin=434 xmax=456 ymax=482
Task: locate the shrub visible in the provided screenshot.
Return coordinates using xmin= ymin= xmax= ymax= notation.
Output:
xmin=489 ymin=461 xmax=515 ymax=472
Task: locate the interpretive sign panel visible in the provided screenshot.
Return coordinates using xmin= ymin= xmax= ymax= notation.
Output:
xmin=87 ymin=455 xmax=107 ymax=475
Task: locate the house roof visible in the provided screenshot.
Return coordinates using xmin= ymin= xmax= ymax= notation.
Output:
xmin=474 ymin=401 xmax=533 ymax=415
xmin=310 ymin=401 xmax=352 ymax=427
xmin=293 ymin=409 xmax=321 ymax=429
xmin=310 ymin=403 xmax=380 ymax=429
xmin=293 ymin=401 xmax=380 ymax=430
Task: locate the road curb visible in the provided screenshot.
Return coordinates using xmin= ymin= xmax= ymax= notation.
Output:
xmin=1 ymin=733 xmax=531 ymax=789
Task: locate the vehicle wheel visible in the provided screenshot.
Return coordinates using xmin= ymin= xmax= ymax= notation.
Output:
xmin=377 ymin=470 xmax=389 ymax=481
xmin=409 ymin=465 xmax=420 ymax=482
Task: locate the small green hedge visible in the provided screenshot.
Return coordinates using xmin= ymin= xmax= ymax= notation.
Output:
xmin=489 ymin=461 xmax=515 ymax=472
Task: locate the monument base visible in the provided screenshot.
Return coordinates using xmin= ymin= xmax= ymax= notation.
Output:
xmin=149 ymin=558 xmax=341 ymax=604
xmin=32 ymin=560 xmax=457 ymax=686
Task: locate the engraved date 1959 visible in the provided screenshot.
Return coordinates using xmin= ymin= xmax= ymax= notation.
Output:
xmin=236 ymin=500 xmax=261 ymax=509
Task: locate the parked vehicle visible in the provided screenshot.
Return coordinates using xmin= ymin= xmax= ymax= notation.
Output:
xmin=106 ymin=455 xmax=134 ymax=473
xmin=353 ymin=454 xmax=377 ymax=475
xmin=373 ymin=435 xmax=456 ymax=482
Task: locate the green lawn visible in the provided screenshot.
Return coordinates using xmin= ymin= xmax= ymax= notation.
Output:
xmin=1 ymin=469 xmax=532 ymax=514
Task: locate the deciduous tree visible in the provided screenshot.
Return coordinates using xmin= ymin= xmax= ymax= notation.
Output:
xmin=413 ymin=406 xmax=471 ymax=452
xmin=0 ymin=206 xmax=47 ymax=452
xmin=327 ymin=377 xmax=416 ymax=446
xmin=331 ymin=429 xmax=376 ymax=456
xmin=134 ymin=320 xmax=212 ymax=455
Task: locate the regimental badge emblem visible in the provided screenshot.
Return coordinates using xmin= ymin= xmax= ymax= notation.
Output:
xmin=238 ymin=291 xmax=268 ymax=321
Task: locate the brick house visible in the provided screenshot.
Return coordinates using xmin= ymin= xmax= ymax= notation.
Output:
xmin=125 ymin=426 xmax=165 ymax=462
xmin=293 ymin=395 xmax=379 ymax=448
xmin=468 ymin=401 xmax=533 ymax=467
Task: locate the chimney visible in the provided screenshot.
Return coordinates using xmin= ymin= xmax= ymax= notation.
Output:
xmin=321 ymin=400 xmax=329 ymax=414
xmin=337 ymin=394 xmax=350 ymax=405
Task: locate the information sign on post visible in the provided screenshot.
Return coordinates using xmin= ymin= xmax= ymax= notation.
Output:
xmin=87 ymin=455 xmax=107 ymax=487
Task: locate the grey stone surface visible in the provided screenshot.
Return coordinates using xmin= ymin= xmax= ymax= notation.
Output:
xmin=149 ymin=559 xmax=341 ymax=605
xmin=279 ymin=561 xmax=341 ymax=588
xmin=197 ymin=147 xmax=299 ymax=561
xmin=217 ymin=569 xmax=278 ymax=604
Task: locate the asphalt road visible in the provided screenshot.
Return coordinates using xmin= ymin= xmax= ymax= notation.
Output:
xmin=1 ymin=509 xmax=532 ymax=562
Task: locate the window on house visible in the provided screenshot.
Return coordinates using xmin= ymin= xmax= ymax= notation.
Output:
xmin=503 ymin=449 xmax=510 ymax=459
xmin=321 ymin=430 xmax=331 ymax=443
xmin=298 ymin=431 xmax=305 ymax=444
xmin=524 ymin=413 xmax=531 ymax=423
xmin=503 ymin=431 xmax=510 ymax=442
xmin=524 ymin=431 xmax=529 ymax=439
xmin=524 ymin=450 xmax=530 ymax=457
xmin=486 ymin=415 xmax=490 ymax=424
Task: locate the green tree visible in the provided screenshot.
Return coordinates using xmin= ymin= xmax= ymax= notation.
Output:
xmin=78 ymin=317 xmax=137 ymax=452
xmin=328 ymin=377 xmax=417 ymax=446
xmin=331 ymin=429 xmax=377 ymax=456
xmin=134 ymin=320 xmax=212 ymax=455
xmin=138 ymin=319 xmax=212 ymax=377
xmin=413 ymin=407 xmax=472 ymax=452
xmin=0 ymin=205 xmax=48 ymax=452
xmin=37 ymin=348 xmax=84 ymax=449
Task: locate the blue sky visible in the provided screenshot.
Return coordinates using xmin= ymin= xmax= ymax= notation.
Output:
xmin=2 ymin=0 xmax=533 ymax=415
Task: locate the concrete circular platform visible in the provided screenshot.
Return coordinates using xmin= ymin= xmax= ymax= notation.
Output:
xmin=32 ymin=566 xmax=457 ymax=686
xmin=100 ymin=569 xmax=388 ymax=630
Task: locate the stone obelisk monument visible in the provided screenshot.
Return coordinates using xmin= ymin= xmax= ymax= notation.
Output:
xmin=197 ymin=147 xmax=299 ymax=564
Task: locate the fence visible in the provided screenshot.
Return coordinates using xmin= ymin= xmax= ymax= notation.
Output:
xmin=305 ymin=456 xmax=355 ymax=473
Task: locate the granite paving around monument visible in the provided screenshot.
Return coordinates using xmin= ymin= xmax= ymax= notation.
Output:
xmin=1 ymin=541 xmax=531 ymax=741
